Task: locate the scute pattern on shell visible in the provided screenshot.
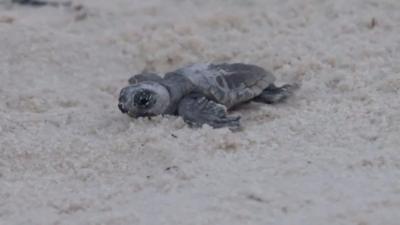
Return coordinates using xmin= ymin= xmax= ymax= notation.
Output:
xmin=176 ymin=63 xmax=276 ymax=108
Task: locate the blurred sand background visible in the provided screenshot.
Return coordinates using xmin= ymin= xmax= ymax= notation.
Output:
xmin=1 ymin=0 xmax=400 ymax=224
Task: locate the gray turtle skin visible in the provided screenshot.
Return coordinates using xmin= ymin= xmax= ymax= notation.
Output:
xmin=118 ymin=63 xmax=298 ymax=129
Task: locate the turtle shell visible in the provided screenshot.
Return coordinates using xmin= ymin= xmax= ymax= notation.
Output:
xmin=173 ymin=63 xmax=276 ymax=108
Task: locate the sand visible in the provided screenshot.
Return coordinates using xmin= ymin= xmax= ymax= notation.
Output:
xmin=1 ymin=0 xmax=400 ymax=224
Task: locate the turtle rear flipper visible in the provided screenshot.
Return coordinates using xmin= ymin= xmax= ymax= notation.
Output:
xmin=178 ymin=94 xmax=241 ymax=130
xmin=254 ymin=83 xmax=299 ymax=104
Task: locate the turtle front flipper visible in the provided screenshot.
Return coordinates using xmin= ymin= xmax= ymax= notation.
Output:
xmin=254 ymin=83 xmax=299 ymax=104
xmin=178 ymin=94 xmax=241 ymax=130
xmin=128 ymin=73 xmax=163 ymax=85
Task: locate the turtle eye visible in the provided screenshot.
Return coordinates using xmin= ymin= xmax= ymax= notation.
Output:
xmin=134 ymin=90 xmax=154 ymax=108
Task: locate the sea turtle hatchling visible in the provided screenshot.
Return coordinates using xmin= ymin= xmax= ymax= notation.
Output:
xmin=118 ymin=63 xmax=298 ymax=129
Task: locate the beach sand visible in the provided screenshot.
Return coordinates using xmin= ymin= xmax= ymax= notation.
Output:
xmin=1 ymin=0 xmax=400 ymax=224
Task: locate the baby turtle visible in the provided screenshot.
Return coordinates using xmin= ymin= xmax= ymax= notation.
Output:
xmin=11 ymin=0 xmax=72 ymax=7
xmin=118 ymin=63 xmax=298 ymax=129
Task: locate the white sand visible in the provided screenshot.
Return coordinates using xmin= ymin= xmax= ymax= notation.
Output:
xmin=1 ymin=0 xmax=400 ymax=224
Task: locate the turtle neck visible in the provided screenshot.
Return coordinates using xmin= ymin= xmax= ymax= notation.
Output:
xmin=160 ymin=72 xmax=194 ymax=115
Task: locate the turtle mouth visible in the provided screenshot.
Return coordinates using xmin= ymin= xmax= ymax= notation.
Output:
xmin=118 ymin=103 xmax=128 ymax=113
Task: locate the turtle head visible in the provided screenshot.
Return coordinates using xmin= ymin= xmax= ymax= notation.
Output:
xmin=118 ymin=81 xmax=170 ymax=118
